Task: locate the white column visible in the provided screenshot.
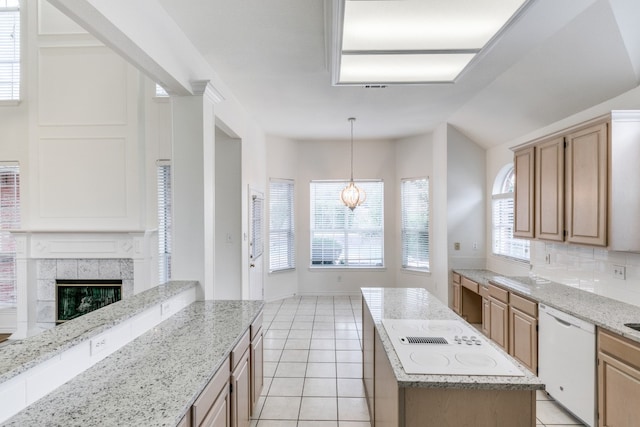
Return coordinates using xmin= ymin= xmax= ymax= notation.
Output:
xmin=171 ymin=81 xmax=221 ymax=300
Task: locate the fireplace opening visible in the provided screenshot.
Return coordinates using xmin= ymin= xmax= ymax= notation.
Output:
xmin=56 ymin=279 xmax=122 ymax=324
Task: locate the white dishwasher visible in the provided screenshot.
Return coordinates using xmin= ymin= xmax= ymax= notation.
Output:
xmin=538 ymin=304 xmax=596 ymax=427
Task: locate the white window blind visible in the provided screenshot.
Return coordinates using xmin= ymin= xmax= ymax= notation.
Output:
xmin=251 ymin=195 xmax=264 ymax=259
xmin=492 ymin=166 xmax=530 ymax=261
xmin=157 ymin=162 xmax=172 ymax=284
xmin=155 ymin=84 xmax=168 ymax=97
xmin=310 ymin=180 xmax=384 ymax=268
xmin=269 ymin=179 xmax=295 ymax=272
xmin=0 ymin=164 xmax=19 ymax=306
xmin=0 ymin=1 xmax=20 ymax=101
xmin=401 ymin=177 xmax=429 ymax=271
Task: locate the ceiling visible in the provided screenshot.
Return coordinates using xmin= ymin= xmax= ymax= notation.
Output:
xmin=156 ymin=0 xmax=640 ymax=148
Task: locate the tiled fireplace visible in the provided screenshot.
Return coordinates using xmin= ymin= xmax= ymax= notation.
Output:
xmin=11 ymin=231 xmax=155 ymax=338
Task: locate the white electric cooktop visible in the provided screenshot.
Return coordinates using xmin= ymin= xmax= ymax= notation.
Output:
xmin=381 ymin=319 xmax=524 ymax=377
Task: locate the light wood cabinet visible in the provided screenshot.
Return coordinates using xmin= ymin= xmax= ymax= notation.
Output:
xmin=363 ymin=301 xmax=375 ymax=417
xmin=514 ymin=146 xmax=535 ymax=238
xmin=192 ymin=358 xmax=231 ymax=427
xmin=509 ymin=294 xmax=538 ymax=373
xmin=481 ymin=290 xmax=490 ymax=337
xmin=535 ymin=137 xmax=564 ymax=241
xmin=231 ymin=332 xmax=251 ymax=427
xmin=565 ymin=122 xmax=608 ymax=246
xmin=488 ymin=284 xmax=509 ymax=352
xmin=250 ymin=313 xmax=263 ymax=416
xmin=452 ymin=273 xmax=461 ymax=315
xmin=597 ymin=328 xmax=640 ymax=427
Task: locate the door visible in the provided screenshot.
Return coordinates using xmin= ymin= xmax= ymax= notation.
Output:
xmin=248 ymin=188 xmax=264 ymax=300
xmin=231 ymin=349 xmax=251 ymax=427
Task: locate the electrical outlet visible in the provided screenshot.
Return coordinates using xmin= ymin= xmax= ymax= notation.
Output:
xmin=472 ymin=242 xmax=478 ymax=250
xmin=90 ymin=335 xmax=109 ymax=356
xmin=454 ymin=242 xmax=460 ymax=251
xmin=161 ymin=301 xmax=172 ymax=316
xmin=612 ymin=265 xmax=626 ymax=280
xmin=545 ymin=253 xmax=551 ymax=264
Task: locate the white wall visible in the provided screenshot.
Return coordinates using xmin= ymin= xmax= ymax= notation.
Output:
xmin=214 ymin=128 xmax=242 ymax=299
xmin=394 ymin=133 xmax=433 ymax=289
xmin=295 ymin=138 xmax=397 ymax=296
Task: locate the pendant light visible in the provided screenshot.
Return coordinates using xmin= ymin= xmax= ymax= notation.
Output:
xmin=340 ymin=117 xmax=366 ymax=211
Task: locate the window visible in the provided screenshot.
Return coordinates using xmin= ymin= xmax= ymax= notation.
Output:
xmin=310 ymin=180 xmax=384 ymax=268
xmin=157 ymin=162 xmax=172 ymax=284
xmin=401 ymin=177 xmax=429 ymax=271
xmin=0 ymin=163 xmax=19 ymax=307
xmin=269 ymin=179 xmax=295 ymax=272
xmin=0 ymin=1 xmax=20 ymax=101
xmin=155 ymin=84 xmax=168 ymax=97
xmin=492 ymin=166 xmax=530 ymax=261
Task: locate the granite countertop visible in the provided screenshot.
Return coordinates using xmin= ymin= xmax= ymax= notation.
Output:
xmin=454 ymin=269 xmax=640 ymax=344
xmin=3 ymin=300 xmax=264 ymax=427
xmin=0 ymin=281 xmax=197 ymax=384
xmin=361 ymin=287 xmax=543 ymax=391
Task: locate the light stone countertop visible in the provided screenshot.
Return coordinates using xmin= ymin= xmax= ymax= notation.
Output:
xmin=361 ymin=287 xmax=543 ymax=390
xmin=2 ymin=300 xmax=264 ymax=427
xmin=0 ymin=280 xmax=197 ymax=384
xmin=454 ymin=269 xmax=640 ymax=344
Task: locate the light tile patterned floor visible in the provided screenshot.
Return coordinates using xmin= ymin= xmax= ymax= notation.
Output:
xmin=252 ymin=295 xmax=586 ymax=427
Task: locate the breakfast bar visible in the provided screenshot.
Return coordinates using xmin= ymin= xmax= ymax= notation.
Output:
xmin=362 ymin=287 xmax=542 ymax=427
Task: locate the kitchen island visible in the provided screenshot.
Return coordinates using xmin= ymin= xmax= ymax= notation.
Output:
xmin=0 ymin=282 xmax=264 ymax=426
xmin=362 ymin=287 xmax=542 ymax=427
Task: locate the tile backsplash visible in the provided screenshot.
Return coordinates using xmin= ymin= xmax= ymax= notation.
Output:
xmin=530 ymin=241 xmax=640 ymax=307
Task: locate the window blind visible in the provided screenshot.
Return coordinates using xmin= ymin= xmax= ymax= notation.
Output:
xmin=251 ymin=195 xmax=264 ymax=260
xmin=0 ymin=1 xmax=20 ymax=101
xmin=401 ymin=178 xmax=429 ymax=271
xmin=157 ymin=162 xmax=172 ymax=284
xmin=310 ymin=180 xmax=384 ymax=268
xmin=0 ymin=163 xmax=19 ymax=306
xmin=492 ymin=167 xmax=529 ymax=261
xmin=269 ymin=179 xmax=295 ymax=272
xmin=155 ymin=84 xmax=168 ymax=97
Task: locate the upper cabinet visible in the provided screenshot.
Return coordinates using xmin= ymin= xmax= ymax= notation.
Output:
xmin=513 ymin=147 xmax=535 ymax=239
xmin=512 ymin=111 xmax=640 ymax=250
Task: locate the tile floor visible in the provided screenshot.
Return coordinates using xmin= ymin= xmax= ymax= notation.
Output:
xmin=252 ymin=295 xmax=586 ymax=427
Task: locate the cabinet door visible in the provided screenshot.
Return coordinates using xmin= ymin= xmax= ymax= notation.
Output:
xmin=452 ymin=283 xmax=461 ymax=315
xmin=489 ymin=298 xmax=509 ymax=352
xmin=231 ymin=349 xmax=251 ymax=427
xmin=482 ymin=297 xmax=490 ymax=337
xmin=514 ymin=147 xmax=535 ymax=238
xmin=250 ymin=330 xmax=263 ymax=416
xmin=535 ymin=137 xmax=564 ymax=241
xmin=200 ymin=387 xmax=231 ymax=427
xmin=509 ymin=306 xmax=537 ymax=373
xmin=362 ymin=301 xmax=375 ymax=421
xmin=565 ymin=122 xmax=608 ymax=246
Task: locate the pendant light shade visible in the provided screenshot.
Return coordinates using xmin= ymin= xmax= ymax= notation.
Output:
xmin=341 ymin=117 xmax=366 ymax=211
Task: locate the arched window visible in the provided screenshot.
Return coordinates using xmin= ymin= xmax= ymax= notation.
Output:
xmin=492 ymin=165 xmax=529 ymax=261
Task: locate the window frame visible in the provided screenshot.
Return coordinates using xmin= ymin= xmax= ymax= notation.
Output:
xmin=400 ymin=177 xmax=430 ymax=273
xmin=309 ymin=179 xmax=384 ymax=269
xmin=269 ymin=178 xmax=295 ymax=273
xmin=491 ymin=165 xmax=530 ymax=263
xmin=0 ymin=1 xmax=21 ymax=103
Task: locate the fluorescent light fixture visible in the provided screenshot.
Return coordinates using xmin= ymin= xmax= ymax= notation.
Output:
xmin=334 ymin=0 xmax=532 ymax=85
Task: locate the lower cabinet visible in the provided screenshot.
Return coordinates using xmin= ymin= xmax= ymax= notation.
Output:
xmin=598 ymin=328 xmax=640 ymax=426
xmin=192 ymin=357 xmax=231 ymax=427
xmin=452 ymin=273 xmax=461 ymax=315
xmin=481 ymin=285 xmax=490 ymax=337
xmin=509 ymin=294 xmax=538 ymax=373
xmin=186 ymin=310 xmax=264 ymax=427
xmin=363 ymin=300 xmax=375 ymax=418
xmin=488 ymin=284 xmax=509 ymax=352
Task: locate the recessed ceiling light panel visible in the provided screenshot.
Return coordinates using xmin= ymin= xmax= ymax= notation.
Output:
xmin=334 ymin=0 xmax=532 ymax=85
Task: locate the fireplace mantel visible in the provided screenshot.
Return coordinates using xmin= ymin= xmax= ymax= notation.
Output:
xmin=9 ymin=230 xmax=157 ymax=339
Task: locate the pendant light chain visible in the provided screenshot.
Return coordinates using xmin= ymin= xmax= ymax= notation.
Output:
xmin=340 ymin=117 xmax=366 ymax=211
xmin=349 ymin=117 xmax=355 ymax=181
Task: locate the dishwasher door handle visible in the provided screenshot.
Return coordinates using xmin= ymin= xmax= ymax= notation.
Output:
xmin=548 ymin=313 xmax=573 ymax=328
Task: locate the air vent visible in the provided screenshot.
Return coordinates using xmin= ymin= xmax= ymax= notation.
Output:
xmin=400 ymin=336 xmax=448 ymax=345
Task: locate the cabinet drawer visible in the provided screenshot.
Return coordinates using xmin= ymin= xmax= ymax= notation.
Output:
xmin=599 ymin=328 xmax=640 ymax=370
xmin=510 ymin=293 xmax=537 ymax=317
xmin=480 ymin=285 xmax=489 ymax=298
xmin=453 ymin=273 xmax=461 ymax=284
xmin=461 ymin=277 xmax=479 ymax=294
xmin=488 ymin=283 xmax=509 ymax=303
xmin=251 ymin=311 xmax=263 ymax=340
xmin=192 ymin=357 xmax=230 ymax=427
xmin=232 ymin=331 xmax=250 ymax=370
